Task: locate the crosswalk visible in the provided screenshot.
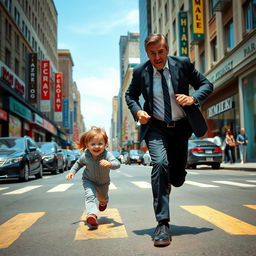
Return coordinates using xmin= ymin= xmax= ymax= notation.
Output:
xmin=1 ymin=178 xmax=256 ymax=195
xmin=0 ymin=205 xmax=255 ymax=249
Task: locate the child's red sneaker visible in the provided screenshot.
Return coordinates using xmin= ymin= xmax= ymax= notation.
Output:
xmin=86 ymin=214 xmax=98 ymax=227
xmin=99 ymin=203 xmax=107 ymax=212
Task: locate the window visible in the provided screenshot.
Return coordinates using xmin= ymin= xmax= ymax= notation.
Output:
xmin=210 ymin=37 xmax=217 ymax=62
xmin=172 ymin=19 xmax=176 ymax=41
xmin=15 ymin=59 xmax=19 ymax=76
xmin=14 ymin=8 xmax=20 ymax=26
xmin=209 ymin=0 xmax=215 ymax=19
xmin=165 ymin=3 xmax=169 ymax=24
xmin=5 ymin=48 xmax=11 ymax=68
xmin=225 ymin=20 xmax=234 ymax=50
xmin=4 ymin=0 xmax=12 ymax=13
xmin=200 ymin=52 xmax=206 ymax=74
xmin=243 ymin=0 xmax=256 ymax=31
xmin=5 ymin=19 xmax=12 ymax=42
xmin=15 ymin=32 xmax=20 ymax=53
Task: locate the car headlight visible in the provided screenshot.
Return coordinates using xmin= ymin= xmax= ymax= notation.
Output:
xmin=43 ymin=155 xmax=55 ymax=160
xmin=5 ymin=157 xmax=23 ymax=165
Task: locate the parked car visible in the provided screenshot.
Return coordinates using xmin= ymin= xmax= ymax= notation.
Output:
xmin=67 ymin=150 xmax=77 ymax=167
xmin=0 ymin=136 xmax=43 ymax=181
xmin=62 ymin=149 xmax=72 ymax=171
xmin=126 ymin=149 xmax=144 ymax=165
xmin=72 ymin=148 xmax=81 ymax=161
xmin=186 ymin=140 xmax=222 ymax=169
xmin=111 ymin=151 xmax=122 ymax=163
xmin=143 ymin=150 xmax=152 ymax=166
xmin=37 ymin=142 xmax=64 ymax=174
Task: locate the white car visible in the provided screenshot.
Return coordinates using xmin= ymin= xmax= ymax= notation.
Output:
xmin=143 ymin=151 xmax=152 ymax=166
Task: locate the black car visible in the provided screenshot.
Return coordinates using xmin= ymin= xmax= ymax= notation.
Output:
xmin=38 ymin=142 xmax=64 ymax=174
xmin=0 ymin=136 xmax=43 ymax=181
xmin=126 ymin=149 xmax=144 ymax=165
xmin=186 ymin=140 xmax=222 ymax=169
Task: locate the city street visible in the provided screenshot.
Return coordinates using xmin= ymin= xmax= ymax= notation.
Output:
xmin=0 ymin=164 xmax=256 ymax=256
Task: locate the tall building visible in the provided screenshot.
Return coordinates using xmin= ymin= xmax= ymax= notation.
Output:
xmin=139 ymin=0 xmax=151 ymax=63
xmin=109 ymin=95 xmax=118 ymax=151
xmin=0 ymin=0 xmax=62 ymax=143
xmin=116 ymin=32 xmax=140 ymax=150
xmin=143 ymin=0 xmax=256 ymax=160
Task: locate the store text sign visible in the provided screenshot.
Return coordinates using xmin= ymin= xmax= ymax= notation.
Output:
xmin=191 ymin=0 xmax=204 ymax=40
xmin=0 ymin=61 xmax=25 ymax=96
xmin=208 ymin=97 xmax=233 ymax=118
xmin=41 ymin=60 xmax=50 ymax=100
xmin=28 ymin=53 xmax=38 ymax=103
xmin=54 ymin=73 xmax=63 ymax=122
xmin=40 ymin=60 xmax=50 ymax=112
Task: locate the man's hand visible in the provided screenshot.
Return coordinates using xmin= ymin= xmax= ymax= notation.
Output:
xmin=100 ymin=160 xmax=112 ymax=168
xmin=175 ymin=94 xmax=196 ymax=106
xmin=136 ymin=110 xmax=151 ymax=124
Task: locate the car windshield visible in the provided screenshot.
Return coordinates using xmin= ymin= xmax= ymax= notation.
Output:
xmin=130 ymin=150 xmax=143 ymax=156
xmin=39 ymin=143 xmax=55 ymax=152
xmin=0 ymin=138 xmax=25 ymax=151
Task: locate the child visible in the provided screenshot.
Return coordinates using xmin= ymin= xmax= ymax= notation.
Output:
xmin=65 ymin=126 xmax=120 ymax=228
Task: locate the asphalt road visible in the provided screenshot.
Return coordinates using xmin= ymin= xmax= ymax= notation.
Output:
xmin=0 ymin=164 xmax=256 ymax=256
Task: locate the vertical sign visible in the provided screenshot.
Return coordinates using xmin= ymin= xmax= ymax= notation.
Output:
xmin=54 ymin=73 xmax=63 ymax=122
xmin=62 ymin=98 xmax=69 ymax=128
xmin=191 ymin=0 xmax=204 ymax=40
xmin=40 ymin=60 xmax=50 ymax=112
xmin=178 ymin=11 xmax=188 ymax=56
xmin=28 ymin=53 xmax=38 ymax=103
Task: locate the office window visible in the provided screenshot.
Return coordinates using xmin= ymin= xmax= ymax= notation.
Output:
xmin=225 ymin=20 xmax=234 ymax=50
xmin=200 ymin=52 xmax=206 ymax=74
xmin=5 ymin=48 xmax=11 ymax=68
xmin=210 ymin=37 xmax=217 ymax=62
xmin=15 ymin=59 xmax=19 ymax=76
xmin=5 ymin=19 xmax=12 ymax=42
xmin=15 ymin=33 xmax=20 ymax=53
xmin=4 ymin=0 xmax=12 ymax=13
xmin=14 ymin=8 xmax=20 ymax=26
xmin=172 ymin=19 xmax=176 ymax=41
xmin=243 ymin=0 xmax=256 ymax=31
xmin=209 ymin=0 xmax=215 ymax=19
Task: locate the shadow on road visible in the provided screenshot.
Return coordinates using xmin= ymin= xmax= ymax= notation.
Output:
xmin=133 ymin=225 xmax=213 ymax=238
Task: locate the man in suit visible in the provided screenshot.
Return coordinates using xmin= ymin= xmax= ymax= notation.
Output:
xmin=125 ymin=34 xmax=213 ymax=247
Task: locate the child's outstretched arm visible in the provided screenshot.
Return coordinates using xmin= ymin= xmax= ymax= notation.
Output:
xmin=106 ymin=152 xmax=121 ymax=170
xmin=66 ymin=172 xmax=75 ymax=180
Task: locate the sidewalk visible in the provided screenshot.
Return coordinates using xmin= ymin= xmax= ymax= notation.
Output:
xmin=221 ymin=162 xmax=256 ymax=171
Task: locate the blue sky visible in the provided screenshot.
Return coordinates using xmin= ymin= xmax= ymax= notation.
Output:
xmin=54 ymin=0 xmax=139 ymax=134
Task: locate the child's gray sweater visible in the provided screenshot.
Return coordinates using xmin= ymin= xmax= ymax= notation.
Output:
xmin=69 ymin=149 xmax=120 ymax=185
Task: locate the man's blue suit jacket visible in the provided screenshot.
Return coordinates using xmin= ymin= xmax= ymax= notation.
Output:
xmin=125 ymin=56 xmax=213 ymax=142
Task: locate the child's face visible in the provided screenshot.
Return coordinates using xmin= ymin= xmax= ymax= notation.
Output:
xmin=86 ymin=135 xmax=106 ymax=159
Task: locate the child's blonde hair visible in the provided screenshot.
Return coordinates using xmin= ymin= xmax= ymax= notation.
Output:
xmin=77 ymin=126 xmax=108 ymax=151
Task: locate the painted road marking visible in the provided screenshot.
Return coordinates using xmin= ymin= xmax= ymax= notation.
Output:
xmin=246 ymin=180 xmax=256 ymax=183
xmin=0 ymin=212 xmax=45 ymax=249
xmin=122 ymin=173 xmax=133 ymax=178
xmin=3 ymin=185 xmax=42 ymax=195
xmin=187 ymin=172 xmax=200 ymax=175
xmin=75 ymin=209 xmax=128 ymax=240
xmin=181 ymin=205 xmax=256 ymax=235
xmin=131 ymin=181 xmax=151 ymax=189
xmin=0 ymin=187 xmax=9 ymax=191
xmin=47 ymin=184 xmax=74 ymax=192
xmin=185 ymin=181 xmax=219 ymax=188
xmin=109 ymin=183 xmax=117 ymax=190
xmin=244 ymin=205 xmax=256 ymax=210
xmin=212 ymin=181 xmax=256 ymax=187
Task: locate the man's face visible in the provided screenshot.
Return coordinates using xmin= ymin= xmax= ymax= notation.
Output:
xmin=146 ymin=39 xmax=169 ymax=70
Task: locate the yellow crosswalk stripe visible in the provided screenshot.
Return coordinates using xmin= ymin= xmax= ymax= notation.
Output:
xmin=244 ymin=205 xmax=256 ymax=210
xmin=75 ymin=208 xmax=128 ymax=240
xmin=0 ymin=212 xmax=45 ymax=249
xmin=181 ymin=205 xmax=256 ymax=235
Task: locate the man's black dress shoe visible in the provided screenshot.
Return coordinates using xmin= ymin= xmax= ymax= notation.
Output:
xmin=153 ymin=223 xmax=172 ymax=247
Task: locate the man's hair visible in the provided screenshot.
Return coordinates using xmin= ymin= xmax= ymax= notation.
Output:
xmin=144 ymin=34 xmax=168 ymax=50
xmin=77 ymin=126 xmax=108 ymax=151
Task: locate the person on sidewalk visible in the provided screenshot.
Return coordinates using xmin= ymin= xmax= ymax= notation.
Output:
xmin=125 ymin=34 xmax=213 ymax=247
xmin=65 ymin=126 xmax=120 ymax=228
xmin=236 ymin=128 xmax=248 ymax=164
xmin=225 ymin=130 xmax=236 ymax=164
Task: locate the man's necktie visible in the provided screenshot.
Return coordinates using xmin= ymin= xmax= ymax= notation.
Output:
xmin=159 ymin=69 xmax=172 ymax=123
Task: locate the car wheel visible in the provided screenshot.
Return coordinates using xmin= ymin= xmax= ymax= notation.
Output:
xmin=20 ymin=163 xmax=29 ymax=182
xmin=212 ymin=163 xmax=220 ymax=169
xmin=35 ymin=164 xmax=43 ymax=179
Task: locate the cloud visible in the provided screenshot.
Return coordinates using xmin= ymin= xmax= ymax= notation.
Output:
xmin=66 ymin=10 xmax=139 ymax=35
xmin=76 ymin=68 xmax=120 ymax=134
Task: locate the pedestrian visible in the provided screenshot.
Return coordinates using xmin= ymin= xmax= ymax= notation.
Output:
xmin=65 ymin=126 xmax=120 ymax=228
xmin=125 ymin=34 xmax=213 ymax=247
xmin=225 ymin=130 xmax=236 ymax=163
xmin=236 ymin=128 xmax=248 ymax=164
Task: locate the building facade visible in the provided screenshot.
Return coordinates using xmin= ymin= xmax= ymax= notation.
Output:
xmin=147 ymin=0 xmax=255 ymax=161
